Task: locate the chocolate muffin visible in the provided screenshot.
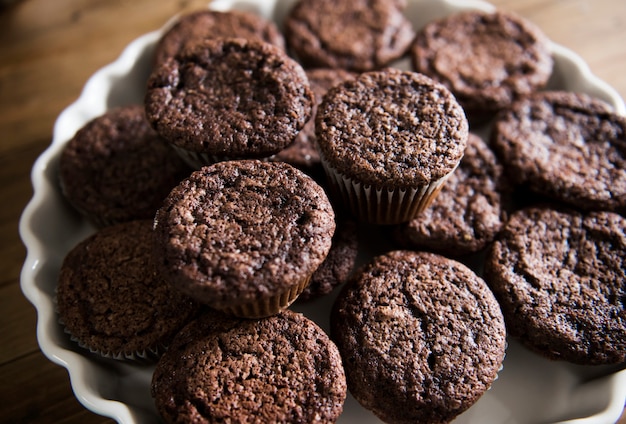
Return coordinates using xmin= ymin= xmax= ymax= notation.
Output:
xmin=153 ymin=160 xmax=336 ymax=318
xmin=411 ymin=10 xmax=553 ymax=124
xmin=284 ymin=0 xmax=415 ymax=72
xmin=271 ymin=68 xmax=356 ymax=175
xmin=491 ymin=91 xmax=626 ymax=213
xmin=56 ymin=220 xmax=200 ymax=360
xmin=484 ymin=207 xmax=626 ymax=365
xmin=145 ymin=37 xmax=314 ymax=168
xmin=394 ymin=133 xmax=508 ymax=257
xmin=331 ymin=250 xmax=506 ymax=424
xmin=297 ymin=217 xmax=358 ymax=302
xmin=59 ymin=104 xmax=191 ymax=227
xmin=152 ymin=309 xmax=347 ymax=423
xmin=153 ymin=9 xmax=285 ymax=66
xmin=316 ymin=68 xmax=468 ymax=224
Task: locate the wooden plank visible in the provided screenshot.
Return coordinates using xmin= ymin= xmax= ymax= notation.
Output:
xmin=0 ymin=142 xmax=45 ymax=287
xmin=0 ymin=282 xmax=38 ymax=364
xmin=0 ymin=351 xmax=114 ymax=424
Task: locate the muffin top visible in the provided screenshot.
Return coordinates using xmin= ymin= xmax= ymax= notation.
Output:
xmin=411 ymin=10 xmax=553 ymax=121
xmin=491 ymin=91 xmax=626 ymax=213
xmin=331 ymin=250 xmax=506 ymax=424
xmin=153 ymin=9 xmax=285 ymax=66
xmin=59 ymin=104 xmax=190 ymax=227
xmin=316 ymin=68 xmax=468 ymax=187
xmin=145 ymin=38 xmax=313 ymax=158
xmin=153 ymin=160 xmax=336 ymax=308
xmin=396 ymin=133 xmax=507 ymax=256
xmin=151 ymin=309 xmax=347 ymax=423
xmin=56 ymin=220 xmax=199 ymax=359
xmin=284 ymin=0 xmax=415 ymax=72
xmin=485 ymin=207 xmax=626 ymax=365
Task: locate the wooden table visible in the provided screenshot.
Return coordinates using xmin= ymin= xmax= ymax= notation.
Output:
xmin=1 ymin=0 xmax=625 ymax=422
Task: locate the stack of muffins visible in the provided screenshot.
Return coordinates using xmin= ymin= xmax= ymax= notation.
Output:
xmin=55 ymin=1 xmax=626 ymax=423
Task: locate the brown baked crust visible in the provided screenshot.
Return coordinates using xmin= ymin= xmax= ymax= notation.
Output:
xmin=153 ymin=10 xmax=285 ymax=66
xmin=145 ymin=38 xmax=313 ymax=158
xmin=484 ymin=207 xmax=626 ymax=365
xmin=491 ymin=91 xmax=626 ymax=213
xmin=151 ymin=309 xmax=347 ymax=423
xmin=56 ymin=220 xmax=199 ymax=359
xmin=284 ymin=0 xmax=415 ymax=72
xmin=411 ymin=10 xmax=553 ymax=122
xmin=395 ymin=133 xmax=507 ymax=256
xmin=316 ymin=68 xmax=468 ymax=188
xmin=272 ymin=68 xmax=356 ymax=171
xmin=297 ymin=217 xmax=358 ymax=301
xmin=153 ymin=160 xmax=336 ymax=309
xmin=331 ymin=250 xmax=506 ymax=424
xmin=59 ymin=104 xmax=190 ymax=227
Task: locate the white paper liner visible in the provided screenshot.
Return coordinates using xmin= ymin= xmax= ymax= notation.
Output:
xmin=320 ymin=158 xmax=458 ymax=225
xmin=170 ymin=144 xmax=221 ymax=169
xmin=53 ymin=290 xmax=166 ymax=362
xmin=170 ymin=143 xmax=276 ymax=170
xmin=218 ymin=275 xmax=311 ymax=319
xmin=63 ymin=326 xmax=164 ymax=362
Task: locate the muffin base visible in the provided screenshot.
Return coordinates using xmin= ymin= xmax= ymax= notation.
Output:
xmin=170 ymin=144 xmax=282 ymax=170
xmin=54 ymin=293 xmax=164 ymax=362
xmin=218 ymin=276 xmax=311 ymax=319
xmin=169 ymin=144 xmax=220 ymax=169
xmin=321 ymin=158 xmax=458 ymax=225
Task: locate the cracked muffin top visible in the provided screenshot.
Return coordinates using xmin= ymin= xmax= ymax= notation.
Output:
xmin=316 ymin=68 xmax=468 ymax=188
xmin=152 ymin=160 xmax=335 ymax=310
xmin=331 ymin=250 xmax=506 ymax=424
xmin=153 ymin=9 xmax=285 ymax=66
xmin=56 ymin=220 xmax=199 ymax=360
xmin=411 ymin=10 xmax=553 ymax=123
xmin=284 ymin=0 xmax=415 ymax=72
xmin=485 ymin=206 xmax=626 ymax=365
xmin=491 ymin=91 xmax=626 ymax=213
xmin=145 ymin=37 xmax=313 ymax=159
xmin=59 ymin=104 xmax=190 ymax=227
xmin=152 ymin=309 xmax=347 ymax=423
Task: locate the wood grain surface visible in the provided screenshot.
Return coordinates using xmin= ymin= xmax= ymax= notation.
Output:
xmin=1 ymin=0 xmax=624 ymax=423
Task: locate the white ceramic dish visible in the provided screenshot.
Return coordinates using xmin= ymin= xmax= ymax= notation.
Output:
xmin=19 ymin=0 xmax=626 ymax=422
